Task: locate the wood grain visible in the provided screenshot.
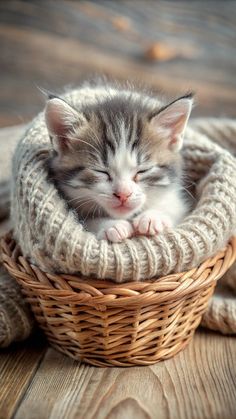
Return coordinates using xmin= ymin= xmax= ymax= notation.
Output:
xmin=1 ymin=0 xmax=236 ymax=127
xmin=0 ymin=336 xmax=46 ymax=419
xmin=13 ymin=331 xmax=236 ymax=419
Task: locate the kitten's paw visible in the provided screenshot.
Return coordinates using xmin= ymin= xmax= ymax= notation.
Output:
xmin=97 ymin=220 xmax=134 ymax=243
xmin=133 ymin=210 xmax=172 ymax=236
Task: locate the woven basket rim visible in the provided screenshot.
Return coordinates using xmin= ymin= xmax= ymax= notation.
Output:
xmin=1 ymin=232 xmax=236 ymax=309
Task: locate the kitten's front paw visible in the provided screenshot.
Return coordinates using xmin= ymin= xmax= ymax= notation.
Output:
xmin=133 ymin=210 xmax=172 ymax=236
xmin=97 ymin=220 xmax=134 ymax=243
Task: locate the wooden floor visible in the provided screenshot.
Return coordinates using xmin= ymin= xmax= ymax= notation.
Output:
xmin=0 ymin=1 xmax=236 ymax=418
xmin=0 ymin=331 xmax=235 ymax=419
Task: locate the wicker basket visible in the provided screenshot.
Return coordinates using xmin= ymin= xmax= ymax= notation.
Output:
xmin=1 ymin=233 xmax=236 ymax=367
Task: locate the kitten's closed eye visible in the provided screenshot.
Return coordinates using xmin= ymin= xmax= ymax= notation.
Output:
xmin=133 ymin=167 xmax=152 ymax=182
xmin=135 ymin=165 xmax=171 ymax=186
xmin=146 ymin=166 xmax=172 ymax=186
xmin=94 ymin=169 xmax=111 ymax=181
xmin=136 ymin=168 xmax=150 ymax=175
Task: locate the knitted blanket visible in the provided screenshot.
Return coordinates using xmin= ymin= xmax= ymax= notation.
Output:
xmin=0 ymin=126 xmax=34 ymax=346
xmin=0 ymin=115 xmax=236 ymax=347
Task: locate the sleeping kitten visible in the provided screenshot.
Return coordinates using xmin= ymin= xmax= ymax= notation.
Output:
xmin=45 ymin=83 xmax=193 ymax=242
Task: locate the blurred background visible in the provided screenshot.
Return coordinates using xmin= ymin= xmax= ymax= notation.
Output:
xmin=1 ymin=0 xmax=236 ymax=127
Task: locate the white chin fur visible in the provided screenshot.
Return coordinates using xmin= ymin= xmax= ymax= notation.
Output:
xmin=99 ymin=196 xmax=145 ymax=219
xmin=105 ymin=206 xmax=138 ymax=219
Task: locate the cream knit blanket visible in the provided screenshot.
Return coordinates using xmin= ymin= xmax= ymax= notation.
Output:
xmin=0 ymin=113 xmax=236 ymax=346
xmin=0 ymin=126 xmax=34 ymax=346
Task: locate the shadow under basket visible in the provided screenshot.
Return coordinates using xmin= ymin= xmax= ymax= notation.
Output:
xmin=1 ymin=233 xmax=236 ymax=367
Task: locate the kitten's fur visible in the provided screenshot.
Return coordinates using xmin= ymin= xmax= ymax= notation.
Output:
xmin=45 ymin=82 xmax=193 ymax=242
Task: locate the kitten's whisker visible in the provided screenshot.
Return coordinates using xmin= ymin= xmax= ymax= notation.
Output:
xmin=83 ymin=203 xmax=96 ymax=222
xmin=74 ymin=139 xmax=99 ymax=154
xmin=87 ymin=126 xmax=103 ymax=146
xmin=74 ymin=200 xmax=95 ymax=211
xmin=181 ymin=179 xmax=197 ymax=189
xmin=74 ymin=198 xmax=94 ymax=206
xmin=181 ymin=187 xmax=196 ymax=201
xmin=54 ymin=133 xmax=99 ymax=156
xmin=92 ymin=204 xmax=99 ymax=219
xmin=97 ymin=193 xmax=109 ymax=198
xmin=67 ymin=196 xmax=93 ymax=204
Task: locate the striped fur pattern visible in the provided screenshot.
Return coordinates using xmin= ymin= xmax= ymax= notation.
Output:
xmin=45 ymin=83 xmax=193 ymax=242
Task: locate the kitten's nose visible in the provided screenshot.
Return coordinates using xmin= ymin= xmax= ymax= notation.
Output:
xmin=113 ymin=191 xmax=132 ymax=204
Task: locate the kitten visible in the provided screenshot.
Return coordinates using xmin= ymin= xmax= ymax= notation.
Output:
xmin=45 ymin=83 xmax=193 ymax=242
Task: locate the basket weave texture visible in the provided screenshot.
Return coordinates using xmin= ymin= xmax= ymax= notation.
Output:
xmin=1 ymin=233 xmax=236 ymax=367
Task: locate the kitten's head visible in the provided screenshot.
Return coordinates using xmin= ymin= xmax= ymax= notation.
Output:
xmin=45 ymin=92 xmax=193 ymax=219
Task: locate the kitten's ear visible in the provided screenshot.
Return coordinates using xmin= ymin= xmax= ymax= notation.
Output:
xmin=150 ymin=95 xmax=194 ymax=151
xmin=45 ymin=97 xmax=79 ymax=152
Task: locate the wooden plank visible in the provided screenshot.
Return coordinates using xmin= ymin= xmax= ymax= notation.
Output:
xmin=0 ymin=335 xmax=47 ymax=419
xmin=1 ymin=0 xmax=236 ymax=127
xmin=0 ymin=23 xmax=235 ymax=119
xmin=14 ymin=331 xmax=236 ymax=419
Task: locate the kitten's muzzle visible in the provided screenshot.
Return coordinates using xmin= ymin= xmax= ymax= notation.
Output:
xmin=113 ymin=191 xmax=133 ymax=204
